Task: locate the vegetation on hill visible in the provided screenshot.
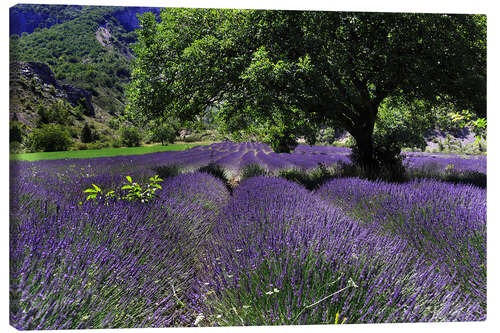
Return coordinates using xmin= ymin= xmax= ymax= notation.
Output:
xmin=9 ymin=5 xmax=161 ymax=153
xmin=10 ymin=6 xmax=134 ymax=115
xmin=9 ymin=60 xmax=121 ymax=153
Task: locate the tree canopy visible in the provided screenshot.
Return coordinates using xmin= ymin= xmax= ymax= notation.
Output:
xmin=127 ymin=9 xmax=486 ymax=175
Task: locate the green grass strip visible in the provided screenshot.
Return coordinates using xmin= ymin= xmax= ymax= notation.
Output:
xmin=10 ymin=143 xmax=211 ymax=162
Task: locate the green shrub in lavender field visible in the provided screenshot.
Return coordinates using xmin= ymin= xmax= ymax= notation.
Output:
xmin=83 ymin=183 xmax=115 ymax=203
xmin=152 ymin=164 xmax=182 ymax=179
xmin=239 ymin=163 xmax=268 ymax=181
xmin=121 ymin=175 xmax=163 ymax=202
xmin=278 ymin=163 xmax=335 ymax=190
xmin=198 ymin=163 xmax=231 ymax=191
xmin=196 ymin=176 xmax=484 ymax=326
xmin=83 ymin=175 xmax=163 ymax=204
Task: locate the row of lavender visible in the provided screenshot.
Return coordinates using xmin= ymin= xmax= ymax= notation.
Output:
xmin=10 ymin=170 xmax=230 ymax=329
xmin=196 ymin=177 xmax=485 ymax=325
xmin=186 ymin=142 xmax=486 ymax=173
xmin=11 ymin=142 xmax=486 ymax=189
xmin=8 ymin=142 xmax=351 ymax=204
xmin=10 ymin=142 xmax=486 ymax=328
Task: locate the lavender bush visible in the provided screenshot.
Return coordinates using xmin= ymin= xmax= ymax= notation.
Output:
xmin=10 ymin=141 xmax=486 ymax=328
xmin=315 ymin=178 xmax=486 ymax=308
xmin=11 ymin=142 xmax=485 ymax=184
xmin=10 ymin=171 xmax=229 ymax=329
xmin=195 ymin=177 xmax=485 ymax=325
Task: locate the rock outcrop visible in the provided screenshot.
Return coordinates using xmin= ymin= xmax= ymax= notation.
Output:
xmin=10 ymin=61 xmax=94 ymax=116
xmin=111 ymin=7 xmax=162 ymax=32
xmin=10 ymin=4 xmax=82 ymax=35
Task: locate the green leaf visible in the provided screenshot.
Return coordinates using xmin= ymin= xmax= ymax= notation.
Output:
xmin=126 ymin=176 xmax=132 ymax=183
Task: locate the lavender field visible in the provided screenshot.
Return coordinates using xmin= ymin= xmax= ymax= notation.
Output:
xmin=10 ymin=142 xmax=486 ymax=329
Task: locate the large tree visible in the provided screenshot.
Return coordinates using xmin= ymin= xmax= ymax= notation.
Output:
xmin=127 ymin=9 xmax=486 ymax=174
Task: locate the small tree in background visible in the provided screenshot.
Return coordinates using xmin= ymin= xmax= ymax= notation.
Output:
xmin=37 ymin=104 xmax=50 ymax=125
xmin=108 ymin=118 xmax=120 ymax=130
xmin=318 ymin=127 xmax=340 ymax=145
xmin=10 ymin=121 xmax=24 ymax=144
xmin=36 ymin=101 xmax=72 ymax=126
xmin=150 ymin=123 xmax=176 ymax=145
xmin=10 ymin=121 xmax=25 ymax=154
xmin=120 ymin=126 xmax=141 ymax=147
xmin=81 ymin=122 xmax=93 ymax=143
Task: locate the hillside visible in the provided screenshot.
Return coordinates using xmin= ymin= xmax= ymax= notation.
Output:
xmin=10 ymin=4 xmax=84 ymax=35
xmin=10 ymin=5 xmax=161 ymax=115
xmin=9 ymin=61 xmax=117 ymax=148
xmin=9 ymin=5 xmax=162 ymax=152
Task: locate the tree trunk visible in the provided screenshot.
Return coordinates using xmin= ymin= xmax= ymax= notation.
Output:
xmin=350 ymin=116 xmax=378 ymax=177
xmin=353 ymin=133 xmax=376 ymax=171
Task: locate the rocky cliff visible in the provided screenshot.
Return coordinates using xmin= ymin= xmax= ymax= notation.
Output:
xmin=10 ymin=4 xmax=83 ymax=35
xmin=111 ymin=7 xmax=162 ymax=32
xmin=11 ymin=61 xmax=94 ymax=116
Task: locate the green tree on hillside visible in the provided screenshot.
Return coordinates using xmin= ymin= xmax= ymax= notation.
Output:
xmin=10 ymin=121 xmax=24 ymax=143
xmin=120 ymin=126 xmax=141 ymax=147
xmin=149 ymin=122 xmax=176 ymax=145
xmin=29 ymin=124 xmax=72 ymax=152
xmin=81 ymin=122 xmax=93 ymax=143
xmin=127 ymin=9 xmax=486 ymax=176
xmin=36 ymin=101 xmax=72 ymax=126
